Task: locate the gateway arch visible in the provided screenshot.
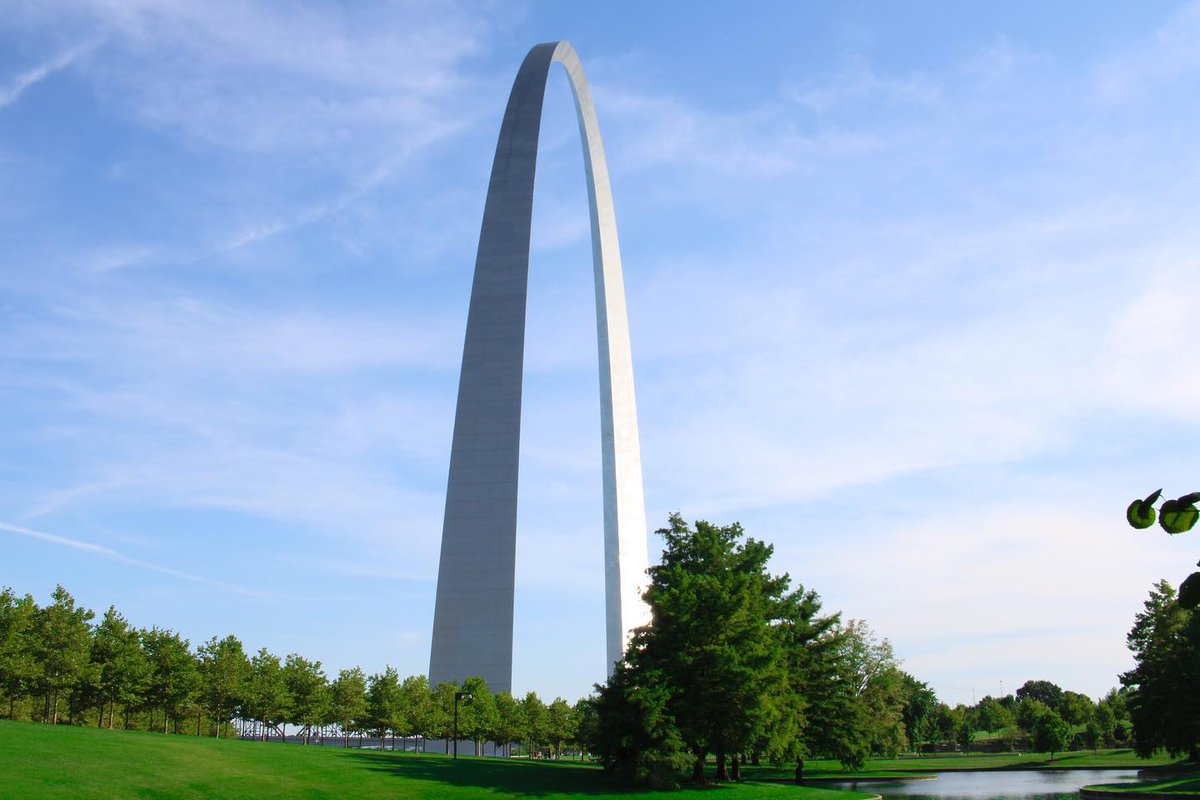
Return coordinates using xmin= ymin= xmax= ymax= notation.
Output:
xmin=429 ymin=41 xmax=650 ymax=694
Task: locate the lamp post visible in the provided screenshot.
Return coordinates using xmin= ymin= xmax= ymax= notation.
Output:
xmin=453 ymin=691 xmax=472 ymax=760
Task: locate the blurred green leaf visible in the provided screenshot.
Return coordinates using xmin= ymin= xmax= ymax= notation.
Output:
xmin=1127 ymin=499 xmax=1157 ymax=529
xmin=1159 ymin=498 xmax=1198 ymax=535
xmin=1179 ymin=572 xmax=1200 ymax=610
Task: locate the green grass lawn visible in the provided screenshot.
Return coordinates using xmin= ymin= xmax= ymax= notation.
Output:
xmin=1084 ymin=771 xmax=1200 ymax=795
xmin=0 ymin=719 xmax=877 ymax=800
xmin=741 ymin=749 xmax=1186 ymax=781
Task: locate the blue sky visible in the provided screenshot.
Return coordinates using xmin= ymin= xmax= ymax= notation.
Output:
xmin=2 ymin=1 xmax=1198 ymax=708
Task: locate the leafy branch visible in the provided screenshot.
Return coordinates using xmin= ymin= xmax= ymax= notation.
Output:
xmin=1126 ymin=488 xmax=1200 ymax=608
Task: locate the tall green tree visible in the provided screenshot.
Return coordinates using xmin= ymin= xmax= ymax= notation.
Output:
xmin=246 ymin=648 xmax=289 ymax=740
xmin=1120 ymin=580 xmax=1200 ymax=762
xmin=518 ymin=691 xmax=546 ymax=756
xmin=330 ymin=667 xmax=367 ymax=746
xmin=545 ymin=697 xmax=575 ymax=758
xmin=141 ymin=627 xmax=199 ymax=733
xmin=197 ymin=635 xmax=250 ymax=738
xmin=775 ymin=585 xmax=868 ymax=776
xmin=900 ymin=672 xmax=938 ymax=753
xmin=641 ymin=514 xmax=794 ymax=782
xmin=91 ymin=607 xmax=147 ymax=729
xmin=1016 ymin=680 xmax=1064 ymax=711
xmin=282 ymin=653 xmax=329 ymax=744
xmin=398 ymin=674 xmax=434 ymax=750
xmin=459 ymin=675 xmax=498 ymax=756
xmin=491 ymin=691 xmax=523 ymax=757
xmin=0 ymin=588 xmax=40 ymax=719
xmin=975 ymin=696 xmax=1014 ymax=733
xmin=1031 ymin=707 xmax=1071 ymax=759
xmin=839 ymin=620 xmax=907 ymax=756
xmin=34 ymin=585 xmax=94 ymax=724
xmin=1059 ymin=690 xmax=1095 ymax=726
xmin=590 ymin=514 xmax=865 ymax=786
xmin=366 ymin=667 xmax=402 ymax=748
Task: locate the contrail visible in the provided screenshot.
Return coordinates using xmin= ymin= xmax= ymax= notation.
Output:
xmin=0 ymin=38 xmax=103 ymax=109
xmin=0 ymin=520 xmax=264 ymax=597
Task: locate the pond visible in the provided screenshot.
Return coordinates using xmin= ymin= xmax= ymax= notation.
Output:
xmin=829 ymin=770 xmax=1141 ymax=800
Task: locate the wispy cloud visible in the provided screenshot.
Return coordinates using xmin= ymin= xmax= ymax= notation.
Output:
xmin=0 ymin=37 xmax=100 ymax=108
xmin=0 ymin=520 xmax=263 ymax=596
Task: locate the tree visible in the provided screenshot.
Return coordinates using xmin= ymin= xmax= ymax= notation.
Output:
xmin=1016 ymin=698 xmax=1050 ymax=733
xmin=778 ymin=590 xmax=869 ymax=774
xmin=572 ymin=697 xmax=597 ymax=759
xmin=491 ymin=691 xmax=523 ymax=757
xmin=900 ymin=673 xmax=937 ymax=753
xmin=637 ymin=514 xmax=794 ymax=782
xmin=141 ymin=627 xmax=199 ymax=733
xmin=92 ymin=607 xmax=147 ymax=730
xmin=956 ymin=709 xmax=975 ymax=754
xmin=1031 ymin=708 xmax=1071 ymax=760
xmin=246 ymin=648 xmax=289 ymax=740
xmin=519 ymin=691 xmax=546 ymax=756
xmin=330 ymin=667 xmax=367 ymax=746
xmin=930 ymin=703 xmax=958 ymax=748
xmin=398 ymin=674 xmax=434 ymax=750
xmin=282 ymin=653 xmax=329 ymax=744
xmin=366 ymin=667 xmax=401 ymax=749
xmin=589 ymin=514 xmax=873 ymax=786
xmin=197 ymin=635 xmax=250 ymax=738
xmin=34 ymin=586 xmax=94 ymax=724
xmin=545 ymin=697 xmax=574 ymax=758
xmin=0 ymin=588 xmax=39 ymax=719
xmin=1120 ymin=580 xmax=1200 ymax=762
xmin=588 ymin=658 xmax=690 ymax=787
xmin=975 ymin=696 xmax=1014 ymax=733
xmin=459 ymin=676 xmax=498 ymax=756
xmin=430 ymin=680 xmax=460 ymax=744
xmin=1059 ymin=690 xmax=1095 ymax=726
xmin=1015 ymin=680 xmax=1064 ymax=711
xmin=838 ymin=620 xmax=907 ymax=757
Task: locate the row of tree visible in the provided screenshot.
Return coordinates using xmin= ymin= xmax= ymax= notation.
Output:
xmin=585 ymin=515 xmax=1142 ymax=788
xmin=0 ymin=585 xmax=583 ymax=755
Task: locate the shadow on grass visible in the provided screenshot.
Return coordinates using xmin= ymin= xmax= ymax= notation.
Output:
xmin=339 ymin=751 xmax=741 ymax=797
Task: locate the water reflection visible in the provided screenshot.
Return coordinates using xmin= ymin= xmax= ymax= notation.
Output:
xmin=831 ymin=770 xmax=1141 ymax=800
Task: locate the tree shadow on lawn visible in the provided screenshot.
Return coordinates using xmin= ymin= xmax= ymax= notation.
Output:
xmin=340 ymin=751 xmax=740 ymax=796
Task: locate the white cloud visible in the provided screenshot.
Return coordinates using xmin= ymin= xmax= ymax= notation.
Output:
xmin=0 ymin=37 xmax=100 ymax=108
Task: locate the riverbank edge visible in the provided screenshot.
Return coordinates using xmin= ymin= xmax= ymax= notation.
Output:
xmin=1081 ymin=789 xmax=1199 ymax=799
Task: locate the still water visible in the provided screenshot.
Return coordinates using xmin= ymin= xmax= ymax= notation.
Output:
xmin=830 ymin=770 xmax=1141 ymax=800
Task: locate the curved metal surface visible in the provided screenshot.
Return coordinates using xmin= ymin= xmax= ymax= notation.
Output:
xmin=429 ymin=41 xmax=650 ymax=693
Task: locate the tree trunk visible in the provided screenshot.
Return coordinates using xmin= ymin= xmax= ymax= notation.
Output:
xmin=731 ymin=754 xmax=740 ymax=781
xmin=692 ymin=750 xmax=706 ymax=784
xmin=715 ymin=752 xmax=728 ymax=781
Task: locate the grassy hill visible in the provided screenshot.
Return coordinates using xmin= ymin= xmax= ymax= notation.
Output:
xmin=0 ymin=719 xmax=876 ymax=800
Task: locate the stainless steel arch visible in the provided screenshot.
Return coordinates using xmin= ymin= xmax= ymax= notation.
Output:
xmin=429 ymin=41 xmax=650 ymax=693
